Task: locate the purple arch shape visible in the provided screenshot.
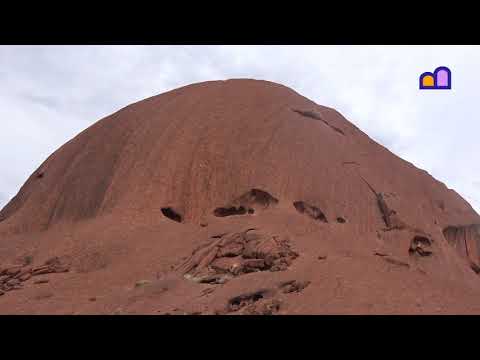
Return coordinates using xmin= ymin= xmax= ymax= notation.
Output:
xmin=419 ymin=72 xmax=435 ymax=89
xmin=434 ymin=66 xmax=451 ymax=89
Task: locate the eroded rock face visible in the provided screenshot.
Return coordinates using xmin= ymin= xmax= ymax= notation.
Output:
xmin=161 ymin=208 xmax=183 ymax=223
xmin=443 ymin=225 xmax=480 ymax=271
xmin=235 ymin=189 xmax=279 ymax=209
xmin=0 ymin=256 xmax=70 ymax=294
xmin=279 ymin=280 xmax=311 ymax=294
xmin=213 ymin=189 xmax=278 ymax=218
xmin=293 ymin=201 xmax=328 ymax=222
xmin=409 ymin=235 xmax=433 ymax=257
xmin=214 ymin=206 xmax=249 ymax=217
xmin=226 ymin=291 xmax=281 ymax=315
xmin=376 ymin=193 xmax=405 ymax=230
xmin=177 ymin=229 xmax=298 ymax=283
xmin=1 ymin=79 xmax=480 ymax=314
xmin=211 ymin=278 xmax=311 ymax=315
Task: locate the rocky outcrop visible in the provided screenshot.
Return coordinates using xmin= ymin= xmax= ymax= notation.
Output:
xmin=0 ymin=257 xmax=69 ymax=294
xmin=177 ymin=229 xmax=298 ymax=283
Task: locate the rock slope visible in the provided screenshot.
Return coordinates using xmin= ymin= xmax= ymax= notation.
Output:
xmin=1 ymin=79 xmax=479 ymax=314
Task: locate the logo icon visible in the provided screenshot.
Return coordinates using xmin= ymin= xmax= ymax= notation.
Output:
xmin=419 ymin=66 xmax=451 ymax=90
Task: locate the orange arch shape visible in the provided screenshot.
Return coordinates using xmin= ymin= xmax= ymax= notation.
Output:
xmin=422 ymin=75 xmax=434 ymax=87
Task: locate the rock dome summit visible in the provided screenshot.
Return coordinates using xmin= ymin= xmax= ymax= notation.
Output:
xmin=1 ymin=79 xmax=479 ymax=314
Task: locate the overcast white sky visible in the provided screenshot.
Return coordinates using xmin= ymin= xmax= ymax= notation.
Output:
xmin=1 ymin=45 xmax=479 ymax=212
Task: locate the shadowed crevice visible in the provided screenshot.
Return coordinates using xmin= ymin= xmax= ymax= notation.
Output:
xmin=161 ymin=207 xmax=183 ymax=223
xmin=293 ymin=201 xmax=328 ymax=222
xmin=292 ymin=108 xmax=345 ymax=135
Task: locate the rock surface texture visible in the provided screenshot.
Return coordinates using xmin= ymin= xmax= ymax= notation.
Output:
xmin=1 ymin=79 xmax=480 ymax=314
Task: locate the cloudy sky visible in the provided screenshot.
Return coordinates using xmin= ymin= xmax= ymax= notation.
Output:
xmin=1 ymin=45 xmax=479 ymax=212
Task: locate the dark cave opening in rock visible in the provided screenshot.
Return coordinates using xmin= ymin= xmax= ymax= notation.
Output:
xmin=213 ymin=206 xmax=247 ymax=217
xmin=161 ymin=207 xmax=182 ymax=223
xmin=248 ymin=189 xmax=279 ymax=207
xmin=233 ymin=188 xmax=279 ymax=209
xmin=293 ymin=201 xmax=328 ymax=223
xmin=409 ymin=235 xmax=433 ymax=257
